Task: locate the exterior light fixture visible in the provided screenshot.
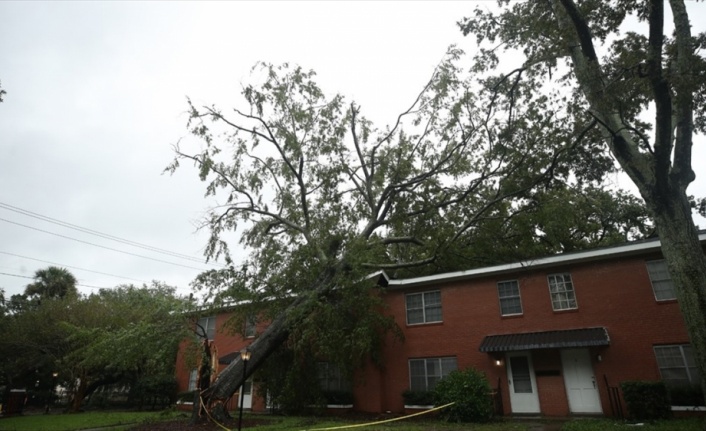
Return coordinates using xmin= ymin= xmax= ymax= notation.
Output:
xmin=237 ymin=348 xmax=251 ymax=431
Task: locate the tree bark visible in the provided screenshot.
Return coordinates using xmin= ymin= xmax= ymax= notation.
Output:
xmin=551 ymin=0 xmax=706 ymax=396
xmin=68 ymin=373 xmax=87 ymax=413
xmin=200 ymin=266 xmax=338 ymax=423
xmin=651 ymin=194 xmax=706 ymax=398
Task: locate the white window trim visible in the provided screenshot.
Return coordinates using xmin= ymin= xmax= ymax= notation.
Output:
xmin=547 ymin=273 xmax=578 ymax=311
xmin=497 ymin=279 xmax=523 ymax=316
xmin=646 ymin=259 xmax=677 ymax=301
xmin=408 ymin=357 xmax=457 ymax=392
xmin=405 ymin=291 xmax=442 ymax=325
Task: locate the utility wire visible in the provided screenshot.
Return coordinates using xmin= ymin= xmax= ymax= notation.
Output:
xmin=0 ymin=217 xmax=210 ymax=272
xmin=0 ymin=251 xmax=148 ymax=284
xmin=0 ymin=271 xmax=108 ymax=290
xmin=0 ymin=201 xmax=223 ymax=266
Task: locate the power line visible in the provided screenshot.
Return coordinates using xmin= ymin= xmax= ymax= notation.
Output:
xmin=0 ymin=201 xmax=223 ymax=266
xmin=0 ymin=251 xmax=148 ymax=284
xmin=0 ymin=271 xmax=109 ymax=290
xmin=0 ymin=217 xmax=211 ymax=272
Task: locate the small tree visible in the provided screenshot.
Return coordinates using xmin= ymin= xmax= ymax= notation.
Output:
xmin=433 ymin=368 xmax=494 ymax=423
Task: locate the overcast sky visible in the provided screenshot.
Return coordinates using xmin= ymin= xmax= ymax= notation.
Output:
xmin=1 ymin=1 xmax=704 ymax=299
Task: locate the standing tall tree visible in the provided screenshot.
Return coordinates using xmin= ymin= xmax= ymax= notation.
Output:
xmin=459 ymin=0 xmax=706 ymax=395
xmin=25 ymin=266 xmax=78 ymax=301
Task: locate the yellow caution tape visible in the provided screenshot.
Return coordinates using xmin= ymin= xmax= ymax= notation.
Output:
xmin=301 ymin=402 xmax=455 ymax=431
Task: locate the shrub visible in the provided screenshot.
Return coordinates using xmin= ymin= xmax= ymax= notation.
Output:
xmin=620 ymin=380 xmax=672 ymax=420
xmin=668 ymin=385 xmax=704 ymax=407
xmin=432 ymin=368 xmax=493 ymax=423
xmin=402 ymin=390 xmax=434 ymax=406
xmin=323 ymin=390 xmax=353 ymax=405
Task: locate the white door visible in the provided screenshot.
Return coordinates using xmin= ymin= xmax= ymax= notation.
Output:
xmin=561 ymin=349 xmax=602 ymax=413
xmin=240 ymin=378 xmax=253 ymax=409
xmin=506 ymin=352 xmax=541 ymax=413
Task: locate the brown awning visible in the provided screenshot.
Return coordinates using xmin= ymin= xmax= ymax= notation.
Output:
xmin=479 ymin=327 xmax=610 ymax=352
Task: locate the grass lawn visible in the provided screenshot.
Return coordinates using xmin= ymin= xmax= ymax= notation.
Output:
xmin=0 ymin=412 xmax=704 ymax=431
xmin=0 ymin=410 xmax=182 ymax=431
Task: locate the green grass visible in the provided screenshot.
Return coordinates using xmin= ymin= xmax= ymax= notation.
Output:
xmin=560 ymin=418 xmax=705 ymax=431
xmin=0 ymin=410 xmax=184 ymax=431
xmin=1 ymin=412 xmax=704 ymax=431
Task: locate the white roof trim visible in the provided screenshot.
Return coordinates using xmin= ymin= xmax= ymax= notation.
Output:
xmin=385 ymin=232 xmax=706 ymax=288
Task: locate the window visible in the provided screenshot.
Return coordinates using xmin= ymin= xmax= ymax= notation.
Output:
xmin=547 ymin=273 xmax=577 ymax=311
xmin=317 ymin=362 xmax=351 ymax=392
xmin=498 ymin=280 xmax=522 ymax=316
xmin=244 ymin=315 xmax=256 ymax=338
xmin=646 ymin=260 xmax=676 ymax=301
xmin=409 ymin=357 xmax=457 ymax=391
xmin=188 ymin=369 xmax=198 ymax=391
xmin=406 ymin=291 xmax=442 ymax=324
xmin=196 ymin=316 xmax=216 ymax=340
xmin=654 ymin=345 xmax=701 ymax=388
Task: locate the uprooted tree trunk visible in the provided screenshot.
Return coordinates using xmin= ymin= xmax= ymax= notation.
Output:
xmin=197 ymin=267 xmax=339 ymax=423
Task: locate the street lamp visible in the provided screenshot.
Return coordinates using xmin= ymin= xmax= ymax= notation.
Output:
xmin=237 ymin=348 xmax=251 ymax=431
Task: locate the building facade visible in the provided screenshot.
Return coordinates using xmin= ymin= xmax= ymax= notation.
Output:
xmin=175 ymin=233 xmax=706 ymax=417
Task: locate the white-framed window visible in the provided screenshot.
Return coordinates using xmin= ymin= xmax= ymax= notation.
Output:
xmin=498 ymin=280 xmax=522 ymax=316
xmin=547 ymin=273 xmax=577 ymax=311
xmin=646 ymin=260 xmax=676 ymax=301
xmin=196 ymin=316 xmax=216 ymax=340
xmin=244 ymin=315 xmax=257 ymax=338
xmin=408 ymin=357 xmax=457 ymax=392
xmin=317 ymin=362 xmax=351 ymax=392
xmin=654 ymin=344 xmax=701 ymax=388
xmin=188 ymin=369 xmax=198 ymax=391
xmin=405 ymin=291 xmax=442 ymax=325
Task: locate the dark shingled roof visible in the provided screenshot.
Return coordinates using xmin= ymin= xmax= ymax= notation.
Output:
xmin=479 ymin=327 xmax=610 ymax=352
xmin=218 ymin=352 xmax=239 ymax=365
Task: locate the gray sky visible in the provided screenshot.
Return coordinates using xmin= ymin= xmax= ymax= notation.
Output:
xmin=1 ymin=1 xmax=704 ymax=298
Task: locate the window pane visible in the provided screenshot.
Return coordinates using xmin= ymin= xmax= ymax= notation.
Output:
xmin=440 ymin=357 xmax=458 ymax=376
xmin=407 ymin=308 xmax=423 ymax=325
xmin=548 ymin=273 xmax=577 ymax=311
xmin=424 ymin=304 xmax=442 ymax=322
xmin=498 ymin=280 xmax=522 ymax=315
xmin=406 ymin=291 xmax=442 ymax=324
xmin=646 ymin=260 xmax=676 ymax=300
xmin=197 ymin=316 xmax=216 ymax=340
xmin=406 ymin=294 xmax=423 ymax=324
xmin=655 ymin=345 xmax=696 ymax=386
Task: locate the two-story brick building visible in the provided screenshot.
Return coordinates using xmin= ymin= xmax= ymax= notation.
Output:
xmin=175 ymin=232 xmax=706 ymax=417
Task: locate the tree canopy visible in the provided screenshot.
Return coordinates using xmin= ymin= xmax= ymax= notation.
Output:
xmin=0 ymin=269 xmax=191 ymax=412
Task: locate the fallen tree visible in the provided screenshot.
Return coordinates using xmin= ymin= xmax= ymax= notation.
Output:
xmin=168 ymin=52 xmax=648 ymax=422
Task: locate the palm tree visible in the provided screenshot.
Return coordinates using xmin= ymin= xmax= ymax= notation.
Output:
xmin=25 ymin=266 xmax=78 ymax=300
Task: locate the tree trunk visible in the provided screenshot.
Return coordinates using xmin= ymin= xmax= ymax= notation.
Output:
xmin=201 ymin=267 xmax=338 ymax=423
xmin=68 ymin=374 xmax=87 ymax=413
xmin=651 ymin=193 xmax=706 ymax=398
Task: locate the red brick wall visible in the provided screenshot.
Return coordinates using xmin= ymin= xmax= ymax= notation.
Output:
xmin=175 ymin=249 xmax=697 ymax=417
xmin=359 ymin=252 xmax=692 ymax=416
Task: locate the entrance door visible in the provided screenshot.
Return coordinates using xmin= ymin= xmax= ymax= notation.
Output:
xmin=506 ymin=352 xmax=540 ymax=413
xmin=561 ymin=349 xmax=602 ymax=413
xmin=240 ymin=378 xmax=253 ymax=409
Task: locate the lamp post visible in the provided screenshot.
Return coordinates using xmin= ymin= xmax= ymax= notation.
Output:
xmin=237 ymin=347 xmax=251 ymax=431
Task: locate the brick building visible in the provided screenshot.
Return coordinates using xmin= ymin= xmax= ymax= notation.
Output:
xmin=175 ymin=232 xmax=706 ymax=417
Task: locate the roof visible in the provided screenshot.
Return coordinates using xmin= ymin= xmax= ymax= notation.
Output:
xmin=383 ymin=231 xmax=706 ymax=289
xmin=478 ymin=327 xmax=610 ymax=352
xmin=219 ymin=352 xmax=239 ymax=365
